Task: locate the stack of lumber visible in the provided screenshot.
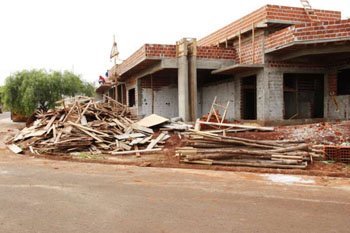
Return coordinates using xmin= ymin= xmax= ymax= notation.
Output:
xmin=7 ymin=96 xmax=169 ymax=155
xmin=176 ymin=130 xmax=323 ymax=169
xmin=194 ymin=120 xmax=275 ymax=134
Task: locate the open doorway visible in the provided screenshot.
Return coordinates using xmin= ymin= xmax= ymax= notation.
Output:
xmin=283 ymin=73 xmax=324 ymax=119
xmin=337 ymin=69 xmax=350 ymax=95
xmin=117 ymin=84 xmax=126 ymax=105
xmin=241 ymin=75 xmax=257 ymax=120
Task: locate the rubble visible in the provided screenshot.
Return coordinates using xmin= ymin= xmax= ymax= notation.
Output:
xmin=6 ymin=96 xmax=170 ymax=155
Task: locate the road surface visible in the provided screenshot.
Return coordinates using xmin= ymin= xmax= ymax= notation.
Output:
xmin=0 ymin=150 xmax=350 ymax=233
xmin=0 ymin=111 xmax=10 ymax=120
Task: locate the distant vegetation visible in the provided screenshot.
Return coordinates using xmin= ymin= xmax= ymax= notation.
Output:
xmin=0 ymin=86 xmax=5 ymax=111
xmin=2 ymin=69 xmax=95 ymax=116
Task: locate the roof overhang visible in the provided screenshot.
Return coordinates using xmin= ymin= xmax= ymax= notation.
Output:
xmin=265 ymin=37 xmax=350 ymax=54
xmin=265 ymin=38 xmax=350 ymax=61
xmin=212 ymin=64 xmax=264 ymax=75
xmin=96 ymin=83 xmax=112 ymax=93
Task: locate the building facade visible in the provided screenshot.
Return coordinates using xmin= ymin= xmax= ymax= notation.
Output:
xmin=102 ymin=5 xmax=350 ymax=125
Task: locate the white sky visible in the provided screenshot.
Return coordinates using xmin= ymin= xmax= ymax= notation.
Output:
xmin=0 ymin=0 xmax=349 ymax=86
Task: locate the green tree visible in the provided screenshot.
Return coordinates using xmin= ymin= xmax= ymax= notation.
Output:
xmin=3 ymin=69 xmax=94 ymax=116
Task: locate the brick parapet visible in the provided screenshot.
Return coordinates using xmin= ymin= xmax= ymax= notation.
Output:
xmin=198 ymin=5 xmax=341 ymax=46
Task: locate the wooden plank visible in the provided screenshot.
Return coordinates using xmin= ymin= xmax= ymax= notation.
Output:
xmin=115 ymin=133 xmax=145 ymax=140
xmin=8 ymin=144 xmax=23 ymax=154
xmin=44 ymin=115 xmax=56 ymax=131
xmin=197 ymin=121 xmax=274 ymax=131
xmin=68 ymin=121 xmax=110 ymax=137
xmin=131 ymin=123 xmax=153 ymax=134
xmin=134 ymin=145 xmax=141 ymax=157
xmin=113 ymin=118 xmax=127 ymax=129
xmin=137 ymin=114 xmax=168 ymax=128
xmin=130 ymin=138 xmax=144 ymax=145
xmin=110 ymin=148 xmax=161 ymax=155
xmin=139 ymin=136 xmax=152 ymax=144
xmin=146 ymin=133 xmax=166 ymax=150
xmin=80 ymin=115 xmax=88 ymax=125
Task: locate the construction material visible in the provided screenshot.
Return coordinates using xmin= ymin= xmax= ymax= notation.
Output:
xmin=176 ymin=130 xmax=322 ymax=169
xmin=206 ymin=96 xmax=230 ymax=124
xmin=137 ymin=114 xmax=168 ymax=128
xmin=7 ymin=96 xmax=169 ymax=156
xmin=7 ymin=144 xmax=23 ymax=154
xmin=196 ymin=121 xmax=274 ymax=132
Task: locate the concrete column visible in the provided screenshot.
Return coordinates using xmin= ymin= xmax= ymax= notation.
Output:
xmin=189 ymin=55 xmax=197 ymax=121
xmin=263 ymin=67 xmax=284 ymax=122
xmin=178 ymin=55 xmax=190 ymax=121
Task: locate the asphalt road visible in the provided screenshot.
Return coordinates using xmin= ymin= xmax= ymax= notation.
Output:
xmin=0 ymin=111 xmax=10 ymax=120
xmin=0 ymin=152 xmax=350 ymax=233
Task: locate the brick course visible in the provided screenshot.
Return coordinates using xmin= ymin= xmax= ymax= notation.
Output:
xmin=198 ymin=5 xmax=341 ymax=47
xmin=197 ymin=46 xmax=236 ymax=59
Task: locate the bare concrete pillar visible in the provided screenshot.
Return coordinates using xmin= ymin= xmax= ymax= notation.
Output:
xmin=189 ymin=50 xmax=197 ymax=121
xmin=178 ymin=55 xmax=190 ymax=121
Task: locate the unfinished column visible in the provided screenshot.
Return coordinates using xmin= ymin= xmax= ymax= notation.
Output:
xmin=188 ymin=39 xmax=198 ymax=121
xmin=177 ymin=39 xmax=190 ymax=121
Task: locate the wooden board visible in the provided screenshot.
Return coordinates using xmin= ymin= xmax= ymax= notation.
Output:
xmin=137 ymin=114 xmax=168 ymax=128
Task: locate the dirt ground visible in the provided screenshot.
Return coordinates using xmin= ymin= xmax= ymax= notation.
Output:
xmin=2 ymin=115 xmax=350 ymax=178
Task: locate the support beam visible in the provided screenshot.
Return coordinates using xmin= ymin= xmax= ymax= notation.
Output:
xmin=189 ymin=51 xmax=197 ymax=121
xmin=178 ymin=55 xmax=190 ymax=121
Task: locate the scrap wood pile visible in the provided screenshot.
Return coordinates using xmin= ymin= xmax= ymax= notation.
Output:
xmin=176 ymin=129 xmax=324 ymax=169
xmin=7 ymin=95 xmax=170 ymax=155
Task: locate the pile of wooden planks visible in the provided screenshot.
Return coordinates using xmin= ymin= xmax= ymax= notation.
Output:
xmin=176 ymin=130 xmax=323 ymax=169
xmin=7 ymin=96 xmax=169 ymax=155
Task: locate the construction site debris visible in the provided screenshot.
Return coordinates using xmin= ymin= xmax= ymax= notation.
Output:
xmin=176 ymin=130 xmax=323 ymax=169
xmin=194 ymin=120 xmax=274 ymax=132
xmin=137 ymin=114 xmax=168 ymax=128
xmin=6 ymin=96 xmax=169 ymax=155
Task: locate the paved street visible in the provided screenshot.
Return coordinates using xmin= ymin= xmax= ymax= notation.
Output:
xmin=0 ymin=111 xmax=10 ymax=120
xmin=0 ymin=151 xmax=350 ymax=233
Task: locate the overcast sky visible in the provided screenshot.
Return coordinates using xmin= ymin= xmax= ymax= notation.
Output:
xmin=0 ymin=0 xmax=349 ymax=86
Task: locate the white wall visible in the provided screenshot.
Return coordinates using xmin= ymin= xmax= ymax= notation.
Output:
xmin=198 ymin=80 xmax=235 ymax=120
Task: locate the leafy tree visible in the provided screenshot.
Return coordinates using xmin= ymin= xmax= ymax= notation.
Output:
xmin=3 ymin=69 xmax=94 ymax=116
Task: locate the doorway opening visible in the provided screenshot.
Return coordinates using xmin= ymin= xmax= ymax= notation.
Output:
xmin=241 ymin=75 xmax=257 ymax=120
xmin=283 ymin=73 xmax=324 ymax=119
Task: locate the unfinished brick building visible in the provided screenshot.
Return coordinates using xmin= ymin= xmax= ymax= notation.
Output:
xmin=101 ymin=4 xmax=350 ymax=125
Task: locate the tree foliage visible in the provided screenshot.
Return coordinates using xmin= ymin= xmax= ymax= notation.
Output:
xmin=3 ymin=69 xmax=95 ymax=116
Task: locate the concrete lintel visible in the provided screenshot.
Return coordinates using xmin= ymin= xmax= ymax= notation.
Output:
xmin=160 ymin=58 xmax=178 ymax=69
xmin=279 ymin=45 xmax=350 ymax=61
xmin=134 ymin=61 xmax=163 ymax=80
xmin=197 ymin=59 xmax=235 ymax=70
xmin=212 ymin=64 xmax=264 ymax=75
xmin=257 ymin=19 xmax=308 ymax=28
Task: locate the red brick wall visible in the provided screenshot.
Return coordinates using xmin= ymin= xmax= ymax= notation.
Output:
xmin=145 ymin=44 xmax=176 ymax=58
xmin=198 ymin=5 xmax=341 ymax=46
xmin=235 ymin=34 xmax=264 ymax=64
xmin=264 ymin=27 xmax=295 ymax=51
xmin=198 ymin=5 xmax=267 ymax=46
xmin=197 ymin=46 xmax=236 ymax=59
xmin=117 ymin=44 xmax=176 ymax=75
xmin=265 ymin=19 xmax=350 ymax=51
xmin=265 ymin=5 xmax=340 ymax=23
